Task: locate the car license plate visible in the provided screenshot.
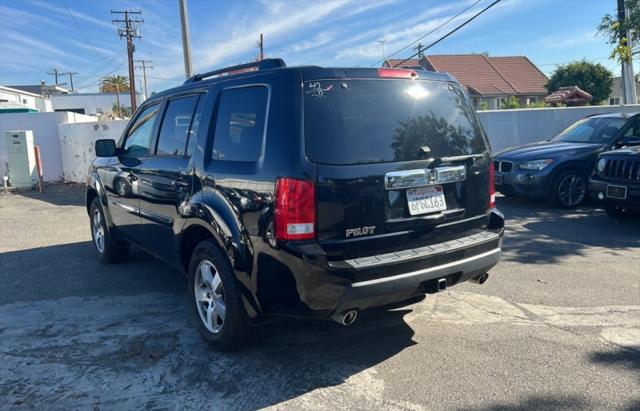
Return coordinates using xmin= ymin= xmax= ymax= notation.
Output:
xmin=495 ymin=173 xmax=503 ymax=185
xmin=406 ymin=185 xmax=447 ymax=216
xmin=606 ymin=184 xmax=627 ymax=200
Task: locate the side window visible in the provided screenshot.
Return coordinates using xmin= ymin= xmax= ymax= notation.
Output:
xmin=624 ymin=119 xmax=640 ymax=137
xmin=123 ymin=104 xmax=160 ymax=157
xmin=156 ymin=95 xmax=200 ymax=157
xmin=211 ymin=86 xmax=268 ymax=162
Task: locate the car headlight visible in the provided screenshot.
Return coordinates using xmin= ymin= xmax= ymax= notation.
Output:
xmin=596 ymin=158 xmax=606 ymax=173
xmin=518 ymin=159 xmax=554 ymax=171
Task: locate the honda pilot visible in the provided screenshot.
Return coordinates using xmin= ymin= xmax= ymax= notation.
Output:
xmin=87 ymin=59 xmax=504 ymax=350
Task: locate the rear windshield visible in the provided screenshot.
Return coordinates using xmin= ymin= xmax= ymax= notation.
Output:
xmin=303 ymin=79 xmax=488 ymax=165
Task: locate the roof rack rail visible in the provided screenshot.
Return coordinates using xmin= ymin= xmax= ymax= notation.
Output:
xmin=184 ymin=58 xmax=286 ymax=84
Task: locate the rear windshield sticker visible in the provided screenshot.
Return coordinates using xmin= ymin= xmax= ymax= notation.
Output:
xmin=306 ymin=82 xmax=333 ymax=98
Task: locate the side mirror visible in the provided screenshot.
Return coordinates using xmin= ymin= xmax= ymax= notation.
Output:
xmin=95 ymin=139 xmax=117 ymax=157
xmin=621 ymin=135 xmax=640 ymax=147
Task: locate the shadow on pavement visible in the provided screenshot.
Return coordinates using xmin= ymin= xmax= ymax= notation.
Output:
xmin=0 ymin=240 xmax=417 ymax=408
xmin=497 ymin=196 xmax=640 ymax=265
xmin=460 ymin=394 xmax=588 ymax=411
xmin=0 ymin=241 xmax=186 ymax=304
xmin=590 ymin=347 xmax=640 ymax=379
xmin=12 ymin=183 xmax=86 ymax=207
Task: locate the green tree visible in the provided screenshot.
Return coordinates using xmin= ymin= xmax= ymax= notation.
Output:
xmin=100 ymin=75 xmax=130 ymax=93
xmin=111 ymin=103 xmax=131 ymax=118
xmin=598 ymin=2 xmax=640 ymax=63
xmin=101 ymin=75 xmax=130 ymax=118
xmin=500 ymin=96 xmax=520 ymax=109
xmin=546 ymin=61 xmax=613 ymax=104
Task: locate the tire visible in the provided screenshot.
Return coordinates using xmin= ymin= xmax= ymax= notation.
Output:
xmin=604 ymin=203 xmax=631 ymax=218
xmin=551 ymin=169 xmax=587 ymax=209
xmin=188 ymin=240 xmax=255 ymax=351
xmin=89 ymin=197 xmax=129 ymax=264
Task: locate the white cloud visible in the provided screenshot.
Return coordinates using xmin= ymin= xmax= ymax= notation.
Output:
xmin=2 ymin=31 xmax=88 ymax=62
xmin=28 ymin=0 xmax=115 ymax=30
xmin=282 ymin=30 xmax=339 ymax=54
xmin=196 ymin=0 xmax=353 ymax=70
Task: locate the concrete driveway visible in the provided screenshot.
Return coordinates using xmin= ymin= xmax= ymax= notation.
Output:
xmin=1 ymin=185 xmax=638 ymax=410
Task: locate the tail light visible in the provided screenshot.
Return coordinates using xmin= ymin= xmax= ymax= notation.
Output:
xmin=275 ymin=178 xmax=316 ymax=241
xmin=489 ymin=165 xmax=496 ymax=208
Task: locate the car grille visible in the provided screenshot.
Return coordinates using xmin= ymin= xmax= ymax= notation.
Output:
xmin=600 ymin=158 xmax=640 ymax=181
xmin=493 ymin=160 xmax=514 ymax=173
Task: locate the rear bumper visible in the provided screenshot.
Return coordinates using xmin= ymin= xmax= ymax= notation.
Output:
xmin=259 ymin=209 xmax=504 ymax=319
xmin=332 ymin=247 xmax=501 ymax=315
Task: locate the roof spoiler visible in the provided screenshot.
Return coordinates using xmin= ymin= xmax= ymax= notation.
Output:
xmin=184 ymin=58 xmax=286 ymax=84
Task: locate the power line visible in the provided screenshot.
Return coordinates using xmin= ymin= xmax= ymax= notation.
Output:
xmin=373 ymin=0 xmax=482 ymax=67
xmin=62 ymin=1 xmax=112 ymax=64
xmin=73 ymin=61 xmax=127 ymax=91
xmin=392 ymin=0 xmax=502 ymax=68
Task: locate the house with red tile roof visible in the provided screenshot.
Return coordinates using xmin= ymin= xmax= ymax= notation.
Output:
xmin=383 ymin=54 xmax=549 ymax=110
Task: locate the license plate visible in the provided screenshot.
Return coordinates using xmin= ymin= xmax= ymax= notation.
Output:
xmin=406 ymin=185 xmax=447 ymax=216
xmin=606 ymin=184 xmax=627 ymax=200
xmin=495 ymin=173 xmax=503 ymax=185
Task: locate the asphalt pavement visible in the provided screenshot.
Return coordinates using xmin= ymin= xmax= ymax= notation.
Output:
xmin=0 ymin=184 xmax=638 ymax=410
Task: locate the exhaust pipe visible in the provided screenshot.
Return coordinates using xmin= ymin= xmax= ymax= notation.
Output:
xmin=331 ymin=310 xmax=358 ymax=326
xmin=471 ymin=273 xmax=489 ymax=285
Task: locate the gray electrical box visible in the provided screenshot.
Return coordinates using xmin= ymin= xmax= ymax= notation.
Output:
xmin=5 ymin=130 xmax=37 ymax=188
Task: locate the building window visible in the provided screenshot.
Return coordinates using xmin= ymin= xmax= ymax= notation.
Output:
xmin=609 ymin=97 xmax=621 ymax=105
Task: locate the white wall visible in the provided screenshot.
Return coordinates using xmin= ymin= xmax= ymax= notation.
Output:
xmin=478 ymin=104 xmax=640 ymax=152
xmin=58 ymin=120 xmax=127 ymax=183
xmin=0 ymin=112 xmax=95 ymax=181
xmin=53 ymin=93 xmax=143 ymax=115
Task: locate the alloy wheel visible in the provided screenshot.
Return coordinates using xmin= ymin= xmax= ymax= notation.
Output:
xmin=558 ymin=174 xmax=586 ymax=207
xmin=92 ymin=209 xmax=105 ymax=253
xmin=194 ymin=260 xmax=226 ymax=334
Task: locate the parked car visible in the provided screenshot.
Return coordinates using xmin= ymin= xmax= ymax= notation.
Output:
xmin=493 ymin=113 xmax=640 ymax=208
xmin=588 ymin=137 xmax=640 ymax=217
xmin=86 ymin=59 xmax=504 ymax=350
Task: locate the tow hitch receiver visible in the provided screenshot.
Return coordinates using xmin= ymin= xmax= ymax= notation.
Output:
xmin=423 ymin=278 xmax=448 ymax=294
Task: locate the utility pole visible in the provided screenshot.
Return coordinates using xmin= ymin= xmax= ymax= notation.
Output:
xmin=414 ymin=43 xmax=425 ymax=59
xmin=618 ymin=0 xmax=637 ymax=104
xmin=135 ymin=59 xmax=153 ymax=100
xmin=112 ymin=9 xmax=143 ymax=112
xmin=257 ymin=33 xmax=264 ymax=61
xmin=61 ymin=72 xmax=78 ymax=91
xmin=378 ymin=39 xmax=387 ymax=62
xmin=47 ymin=68 xmax=60 ymax=85
xmin=179 ymin=0 xmax=193 ymax=79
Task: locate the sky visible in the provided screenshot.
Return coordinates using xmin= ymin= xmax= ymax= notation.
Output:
xmin=0 ymin=0 xmax=624 ymax=94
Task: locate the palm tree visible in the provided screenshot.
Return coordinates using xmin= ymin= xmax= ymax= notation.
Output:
xmin=101 ymin=75 xmax=130 ymax=117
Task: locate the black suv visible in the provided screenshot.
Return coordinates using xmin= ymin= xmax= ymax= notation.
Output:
xmin=87 ymin=59 xmax=504 ymax=350
xmin=588 ymin=138 xmax=640 ymax=217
